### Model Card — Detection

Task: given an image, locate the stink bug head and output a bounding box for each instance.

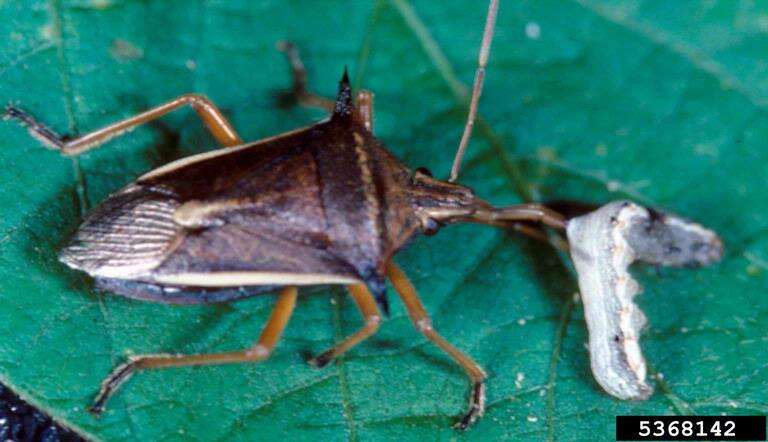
[404,167,477,235]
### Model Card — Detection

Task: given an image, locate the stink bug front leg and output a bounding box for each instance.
[386,262,487,430]
[3,93,243,156]
[277,40,335,112]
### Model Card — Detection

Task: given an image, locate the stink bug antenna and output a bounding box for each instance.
[449,0,499,182]
[332,67,354,118]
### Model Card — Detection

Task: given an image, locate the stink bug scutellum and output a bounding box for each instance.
[2,0,710,430]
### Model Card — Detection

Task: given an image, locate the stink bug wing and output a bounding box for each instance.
[61,122,376,301]
[152,221,361,282]
[60,127,316,281]
[60,184,182,279]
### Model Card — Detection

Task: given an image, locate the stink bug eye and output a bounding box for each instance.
[411,166,434,185]
[415,166,433,177]
[422,217,442,236]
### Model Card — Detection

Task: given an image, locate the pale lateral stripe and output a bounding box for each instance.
[153,271,361,287]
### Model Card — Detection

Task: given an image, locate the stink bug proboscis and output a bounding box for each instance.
[3,0,715,430]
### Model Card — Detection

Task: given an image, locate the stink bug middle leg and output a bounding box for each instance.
[307,283,382,368]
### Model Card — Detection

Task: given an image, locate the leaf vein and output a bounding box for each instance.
[571,0,768,109]
[545,297,575,442]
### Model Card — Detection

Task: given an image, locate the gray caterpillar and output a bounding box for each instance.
[567,201,723,400]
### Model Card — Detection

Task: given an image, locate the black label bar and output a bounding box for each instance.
[616,416,766,441]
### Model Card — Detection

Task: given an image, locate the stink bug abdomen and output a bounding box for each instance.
[93,278,278,305]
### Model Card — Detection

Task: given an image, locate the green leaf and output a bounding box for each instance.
[1,0,766,440]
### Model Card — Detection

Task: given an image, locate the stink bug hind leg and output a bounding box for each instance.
[3,105,69,150]
[4,94,243,156]
[89,286,298,414]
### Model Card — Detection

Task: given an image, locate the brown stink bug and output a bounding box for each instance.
[1,0,722,430]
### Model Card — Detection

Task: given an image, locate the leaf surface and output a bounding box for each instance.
[0,1,765,440]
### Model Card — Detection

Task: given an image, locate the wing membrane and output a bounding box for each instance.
[60,185,182,278]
